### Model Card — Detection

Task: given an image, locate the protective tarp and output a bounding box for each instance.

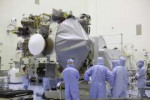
[99,36,106,49]
[99,49,122,69]
[55,18,91,70]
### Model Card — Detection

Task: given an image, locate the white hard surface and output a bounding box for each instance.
[28,34,45,56]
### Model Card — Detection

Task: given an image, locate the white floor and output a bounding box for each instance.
[8,83,150,100]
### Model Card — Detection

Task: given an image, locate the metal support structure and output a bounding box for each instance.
[121,33,123,51]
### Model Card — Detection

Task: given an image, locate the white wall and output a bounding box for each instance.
[0,0,88,70]
[1,0,150,70]
[88,0,150,62]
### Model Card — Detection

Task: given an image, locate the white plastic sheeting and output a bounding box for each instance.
[99,49,122,69]
[99,36,106,49]
[55,18,91,70]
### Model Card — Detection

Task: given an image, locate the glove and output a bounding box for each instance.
[135,73,139,78]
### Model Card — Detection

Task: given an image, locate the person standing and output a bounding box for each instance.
[112,57,128,98]
[84,57,113,99]
[136,60,146,98]
[62,59,80,100]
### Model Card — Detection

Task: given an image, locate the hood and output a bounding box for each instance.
[112,60,119,69]
[97,57,104,65]
[67,59,75,68]
[137,60,144,69]
[119,57,126,66]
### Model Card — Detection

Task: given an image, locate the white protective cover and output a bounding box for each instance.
[9,67,21,83]
[99,49,122,69]
[28,34,45,55]
[99,36,106,49]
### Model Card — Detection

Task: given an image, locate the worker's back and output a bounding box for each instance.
[63,67,79,86]
[112,65,128,98]
[91,65,110,84]
[62,63,80,100]
[115,66,128,86]
[84,57,113,98]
